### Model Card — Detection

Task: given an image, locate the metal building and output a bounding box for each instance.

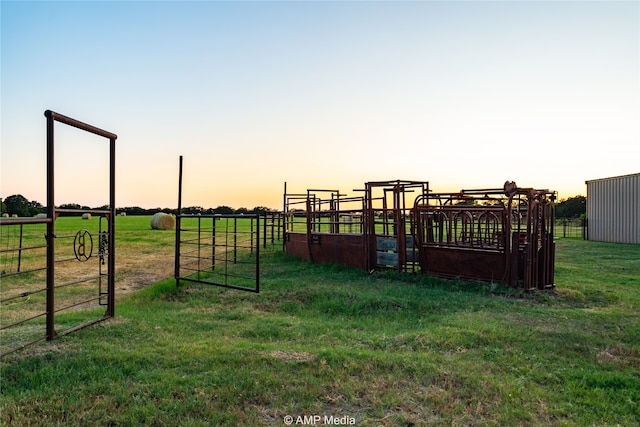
[585,173,640,244]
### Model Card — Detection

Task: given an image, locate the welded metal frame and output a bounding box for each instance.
[175,156,260,293]
[46,110,117,338]
[412,183,556,290]
[0,218,50,356]
[363,180,430,272]
[283,180,429,272]
[0,111,117,357]
[283,180,555,289]
[284,187,368,269]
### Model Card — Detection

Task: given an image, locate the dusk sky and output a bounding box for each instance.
[2,0,638,210]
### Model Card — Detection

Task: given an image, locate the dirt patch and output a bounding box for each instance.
[597,345,640,369]
[118,271,166,292]
[115,250,175,295]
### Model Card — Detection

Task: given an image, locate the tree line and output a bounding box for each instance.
[0,194,277,217]
[1,193,587,218]
[554,195,586,219]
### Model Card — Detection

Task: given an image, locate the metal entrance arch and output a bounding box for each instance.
[0,110,117,357]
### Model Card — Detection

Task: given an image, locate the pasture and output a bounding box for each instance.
[1,215,639,426]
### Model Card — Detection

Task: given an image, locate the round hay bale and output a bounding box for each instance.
[82,213,92,220]
[150,212,175,230]
[34,213,47,219]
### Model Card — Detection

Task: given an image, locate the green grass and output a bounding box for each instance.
[1,221,639,425]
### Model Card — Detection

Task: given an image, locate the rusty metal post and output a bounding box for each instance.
[17,223,23,273]
[45,111,57,341]
[106,134,116,317]
[366,184,376,271]
[262,212,267,248]
[305,197,313,261]
[175,156,183,286]
[394,185,406,272]
[233,216,238,264]
[506,192,516,287]
[212,216,217,271]
[282,182,287,251]
[256,214,260,293]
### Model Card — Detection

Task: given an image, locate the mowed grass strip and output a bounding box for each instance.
[1,223,639,425]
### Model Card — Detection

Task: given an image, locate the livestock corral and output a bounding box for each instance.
[284,180,556,291]
[1,110,559,358]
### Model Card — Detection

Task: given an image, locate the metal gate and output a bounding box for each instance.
[174,157,259,293]
[412,183,556,290]
[364,180,429,273]
[0,110,117,357]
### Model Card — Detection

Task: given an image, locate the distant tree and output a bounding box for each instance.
[58,203,83,216]
[213,206,234,214]
[4,194,30,216]
[555,195,586,219]
[250,206,274,214]
[236,207,249,215]
[122,206,149,216]
[59,203,82,210]
[183,206,204,215]
[27,200,45,216]
[146,207,172,215]
[454,198,476,206]
[0,198,6,215]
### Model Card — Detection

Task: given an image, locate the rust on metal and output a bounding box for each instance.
[1,111,118,358]
[412,181,556,290]
[284,180,430,272]
[284,180,556,290]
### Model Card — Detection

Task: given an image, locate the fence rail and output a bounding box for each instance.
[175,214,260,293]
[555,218,587,239]
[1,110,117,358]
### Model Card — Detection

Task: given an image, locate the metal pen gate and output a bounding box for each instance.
[174,156,259,293]
[1,110,117,357]
[364,180,429,273]
[283,180,429,272]
[412,183,556,290]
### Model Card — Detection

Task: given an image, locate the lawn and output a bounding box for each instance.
[1,216,638,426]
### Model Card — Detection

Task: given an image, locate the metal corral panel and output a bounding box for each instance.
[285,232,368,269]
[419,246,508,283]
[585,173,640,244]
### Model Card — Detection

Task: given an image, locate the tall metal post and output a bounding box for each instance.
[256,214,260,293]
[175,155,183,286]
[106,135,116,317]
[45,111,57,341]
[282,182,287,251]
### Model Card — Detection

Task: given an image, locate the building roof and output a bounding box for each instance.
[585,172,640,184]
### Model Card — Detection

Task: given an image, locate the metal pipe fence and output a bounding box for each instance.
[174,156,262,293]
[555,218,587,239]
[1,110,117,358]
[176,214,260,293]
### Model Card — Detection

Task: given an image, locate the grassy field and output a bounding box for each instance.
[1,216,639,426]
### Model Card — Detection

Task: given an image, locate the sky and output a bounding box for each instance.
[1,0,638,210]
